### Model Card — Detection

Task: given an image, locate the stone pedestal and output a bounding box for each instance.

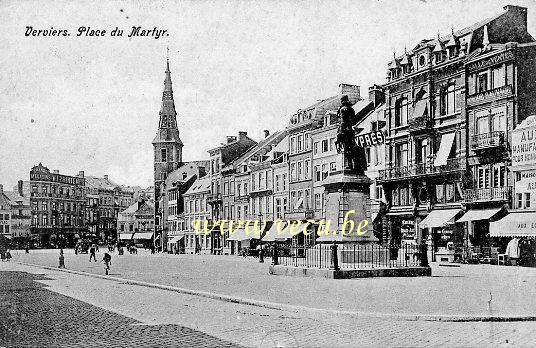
[316,171,379,243]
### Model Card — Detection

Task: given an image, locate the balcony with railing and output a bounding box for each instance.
[408,116,432,134]
[467,85,513,107]
[234,195,249,203]
[378,158,465,182]
[463,186,512,203]
[206,193,222,204]
[471,131,505,151]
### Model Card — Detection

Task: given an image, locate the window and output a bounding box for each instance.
[42,201,47,211]
[314,165,321,181]
[330,162,336,172]
[252,173,256,190]
[492,66,505,89]
[315,193,321,210]
[297,161,303,181]
[477,72,488,93]
[395,97,409,127]
[478,167,491,188]
[416,138,428,164]
[304,133,310,150]
[322,139,328,152]
[477,116,490,135]
[321,164,329,180]
[275,176,280,192]
[525,193,531,209]
[493,165,506,187]
[304,160,310,179]
[517,193,523,208]
[329,138,335,152]
[290,136,296,154]
[314,142,319,155]
[237,183,241,196]
[282,174,286,191]
[161,148,167,162]
[395,143,409,167]
[259,172,263,189]
[365,148,371,166]
[441,85,455,115]
[290,163,296,182]
[491,111,506,133]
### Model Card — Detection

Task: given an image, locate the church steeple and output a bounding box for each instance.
[153,55,183,185]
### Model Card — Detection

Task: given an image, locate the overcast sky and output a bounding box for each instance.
[1,0,534,189]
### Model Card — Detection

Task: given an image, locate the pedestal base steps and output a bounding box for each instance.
[269,265,432,279]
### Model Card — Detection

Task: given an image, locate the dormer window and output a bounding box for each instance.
[419,55,426,67]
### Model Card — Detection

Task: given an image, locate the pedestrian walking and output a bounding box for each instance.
[94,243,99,253]
[58,249,65,268]
[89,246,97,262]
[25,244,29,253]
[150,244,155,255]
[0,247,6,262]
[102,252,112,275]
[6,249,12,261]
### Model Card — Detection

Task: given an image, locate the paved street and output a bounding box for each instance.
[1,260,536,347]
[9,249,536,318]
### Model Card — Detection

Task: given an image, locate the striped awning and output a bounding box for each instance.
[457,207,503,223]
[490,212,536,237]
[418,209,461,229]
[133,232,153,240]
[119,233,134,240]
[168,235,184,243]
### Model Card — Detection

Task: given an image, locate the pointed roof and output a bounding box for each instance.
[399,49,410,65]
[388,52,400,69]
[446,28,458,48]
[433,34,445,53]
[160,58,176,116]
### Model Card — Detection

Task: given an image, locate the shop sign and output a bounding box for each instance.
[512,117,536,167]
[515,170,536,208]
[356,131,385,148]
[401,220,413,226]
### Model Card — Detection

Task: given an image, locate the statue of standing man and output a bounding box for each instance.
[335,95,368,175]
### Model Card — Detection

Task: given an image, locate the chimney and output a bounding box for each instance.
[339,84,361,104]
[78,171,84,178]
[104,175,109,181]
[368,84,385,107]
[18,180,23,197]
[264,130,270,138]
[198,166,206,178]
[238,131,248,140]
[53,170,59,174]
[226,136,237,143]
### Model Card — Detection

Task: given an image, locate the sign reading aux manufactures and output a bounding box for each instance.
[512,116,536,167]
[355,131,385,148]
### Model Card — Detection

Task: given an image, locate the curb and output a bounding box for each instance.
[14,261,536,323]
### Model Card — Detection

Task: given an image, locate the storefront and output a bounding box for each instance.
[490,211,536,267]
[511,115,536,209]
[419,209,464,262]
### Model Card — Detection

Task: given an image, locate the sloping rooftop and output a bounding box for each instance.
[184,176,211,196]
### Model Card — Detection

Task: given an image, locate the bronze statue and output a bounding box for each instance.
[335,95,368,175]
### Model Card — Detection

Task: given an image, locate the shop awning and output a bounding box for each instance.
[434,132,456,167]
[119,233,134,240]
[457,207,503,223]
[168,235,184,243]
[262,221,305,241]
[418,209,461,229]
[227,228,260,241]
[262,222,289,241]
[490,212,536,237]
[133,232,153,239]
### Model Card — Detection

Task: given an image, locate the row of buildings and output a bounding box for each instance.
[1,163,155,247]
[152,5,536,260]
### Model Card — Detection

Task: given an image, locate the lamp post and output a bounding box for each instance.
[258,212,264,263]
